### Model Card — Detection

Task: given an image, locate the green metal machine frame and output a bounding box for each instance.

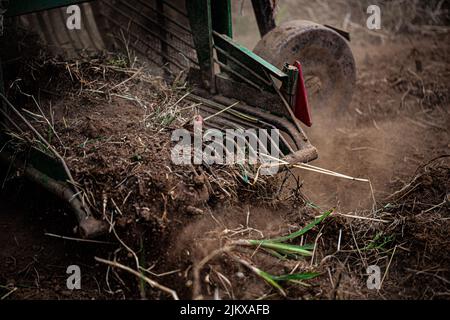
[3,0,299,102]
[0,0,312,238]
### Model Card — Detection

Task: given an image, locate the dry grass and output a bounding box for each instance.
[1,3,448,299]
[183,155,449,300]
[3,53,283,299]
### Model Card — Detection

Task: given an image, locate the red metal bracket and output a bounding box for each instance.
[293,61,312,127]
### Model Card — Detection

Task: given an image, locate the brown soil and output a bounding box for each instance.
[1,2,449,300]
[301,35,450,212]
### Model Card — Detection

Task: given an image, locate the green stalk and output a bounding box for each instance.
[249,240,313,256]
[255,269,321,295]
[257,270,286,296]
[272,272,321,281]
[269,209,333,243]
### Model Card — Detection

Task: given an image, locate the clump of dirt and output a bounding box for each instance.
[1,54,282,299]
[322,157,450,300]
[1,0,449,300]
[7,54,277,215]
[232,0,450,214]
[297,31,450,212]
[162,157,449,300]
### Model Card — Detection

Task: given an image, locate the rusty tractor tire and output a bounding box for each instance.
[254,20,356,113]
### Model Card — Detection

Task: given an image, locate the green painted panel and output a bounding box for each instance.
[187,0,212,69]
[213,32,286,81]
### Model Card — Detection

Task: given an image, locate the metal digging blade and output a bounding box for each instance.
[13,0,317,164]
[1,0,325,237]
